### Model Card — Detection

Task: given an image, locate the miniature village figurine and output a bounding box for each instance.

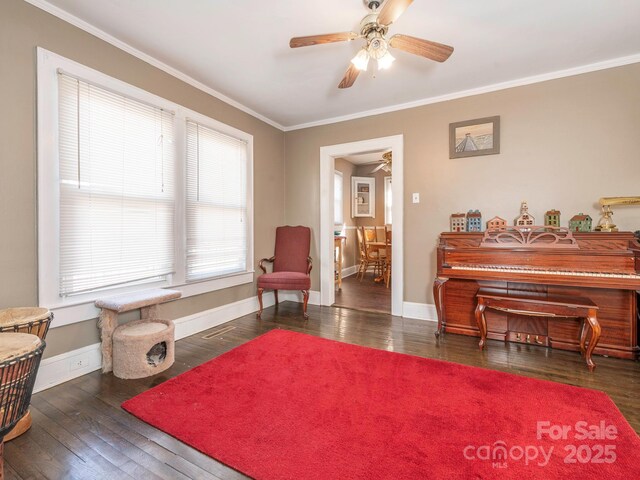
[544,209,561,227]
[486,216,507,231]
[515,201,535,228]
[450,213,466,232]
[466,210,482,232]
[569,213,592,232]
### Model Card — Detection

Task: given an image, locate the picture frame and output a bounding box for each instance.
[449,116,500,159]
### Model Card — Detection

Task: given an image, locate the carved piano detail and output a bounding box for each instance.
[434,227,640,360]
[480,225,579,249]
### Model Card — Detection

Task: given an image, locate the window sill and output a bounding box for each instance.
[44,271,255,328]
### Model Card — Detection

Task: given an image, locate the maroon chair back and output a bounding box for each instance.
[273,226,311,273]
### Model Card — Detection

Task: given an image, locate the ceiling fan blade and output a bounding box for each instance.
[376,0,413,26]
[389,34,454,62]
[289,32,358,48]
[338,63,360,89]
[371,163,386,173]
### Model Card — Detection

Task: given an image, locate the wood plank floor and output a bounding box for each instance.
[4,302,639,479]
[333,272,391,313]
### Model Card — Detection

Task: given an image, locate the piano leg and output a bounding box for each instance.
[433,277,448,338]
[585,309,601,371]
[579,319,588,357]
[474,297,488,350]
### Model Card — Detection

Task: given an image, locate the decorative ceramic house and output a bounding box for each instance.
[569,213,592,232]
[466,210,482,232]
[545,209,561,227]
[450,213,466,232]
[486,216,507,231]
[515,201,535,228]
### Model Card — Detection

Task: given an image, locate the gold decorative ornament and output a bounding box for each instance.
[596,196,640,232]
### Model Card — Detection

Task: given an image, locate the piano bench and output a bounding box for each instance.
[474,288,600,371]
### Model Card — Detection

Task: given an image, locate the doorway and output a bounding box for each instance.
[333,153,391,313]
[319,135,403,316]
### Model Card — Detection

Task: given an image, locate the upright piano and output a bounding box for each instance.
[434,227,640,359]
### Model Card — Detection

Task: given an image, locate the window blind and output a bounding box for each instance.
[186,121,248,281]
[58,73,175,296]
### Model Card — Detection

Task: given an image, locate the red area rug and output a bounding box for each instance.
[122,329,640,479]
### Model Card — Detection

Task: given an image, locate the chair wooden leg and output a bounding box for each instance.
[0,441,4,480]
[257,288,264,318]
[359,260,368,281]
[302,290,309,319]
[274,290,279,305]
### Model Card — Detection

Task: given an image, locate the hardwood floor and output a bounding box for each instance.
[333,272,391,313]
[4,301,639,479]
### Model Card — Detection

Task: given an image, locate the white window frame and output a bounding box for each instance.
[37,48,254,327]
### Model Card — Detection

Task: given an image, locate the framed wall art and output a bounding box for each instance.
[449,116,500,159]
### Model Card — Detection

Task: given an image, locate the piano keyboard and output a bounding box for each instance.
[449,265,640,279]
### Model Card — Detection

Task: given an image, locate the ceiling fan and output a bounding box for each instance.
[369,151,392,173]
[289,0,454,89]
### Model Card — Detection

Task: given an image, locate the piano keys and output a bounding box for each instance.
[434,227,640,360]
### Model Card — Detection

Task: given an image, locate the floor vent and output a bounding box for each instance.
[202,326,236,339]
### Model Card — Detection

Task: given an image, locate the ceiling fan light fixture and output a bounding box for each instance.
[377,50,395,70]
[351,48,370,71]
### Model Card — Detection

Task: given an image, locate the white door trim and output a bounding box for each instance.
[319,135,404,316]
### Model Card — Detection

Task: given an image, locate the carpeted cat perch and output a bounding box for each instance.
[113,318,175,379]
[95,289,181,379]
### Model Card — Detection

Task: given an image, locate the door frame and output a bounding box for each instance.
[319,135,404,316]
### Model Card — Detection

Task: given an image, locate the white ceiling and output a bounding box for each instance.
[34,0,640,129]
[342,150,390,165]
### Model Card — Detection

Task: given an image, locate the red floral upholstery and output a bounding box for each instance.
[257,226,312,319]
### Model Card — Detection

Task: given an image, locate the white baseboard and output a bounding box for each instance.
[341,265,358,278]
[402,302,438,322]
[279,290,321,305]
[34,342,102,393]
[172,292,274,340]
[33,289,320,393]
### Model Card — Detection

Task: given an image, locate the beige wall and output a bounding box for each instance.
[334,158,358,270]
[285,63,640,305]
[2,0,639,361]
[0,0,285,358]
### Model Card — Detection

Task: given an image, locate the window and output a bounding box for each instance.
[37,49,253,323]
[57,73,176,296]
[186,121,248,281]
[334,171,343,226]
[384,176,392,225]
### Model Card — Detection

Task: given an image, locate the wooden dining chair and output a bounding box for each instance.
[384,227,392,288]
[356,227,384,280]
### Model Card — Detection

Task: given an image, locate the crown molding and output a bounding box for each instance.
[24,0,640,133]
[24,0,285,131]
[283,53,640,131]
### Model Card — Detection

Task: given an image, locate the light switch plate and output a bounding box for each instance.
[412,193,420,204]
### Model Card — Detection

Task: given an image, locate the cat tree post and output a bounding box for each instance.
[95,289,181,374]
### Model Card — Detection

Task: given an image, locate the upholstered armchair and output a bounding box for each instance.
[257,226,312,319]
